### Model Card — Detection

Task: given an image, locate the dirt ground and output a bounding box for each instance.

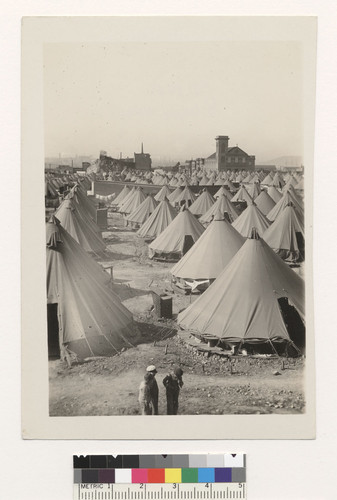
[49,211,305,416]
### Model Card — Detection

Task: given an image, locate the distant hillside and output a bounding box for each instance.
[259,156,302,168]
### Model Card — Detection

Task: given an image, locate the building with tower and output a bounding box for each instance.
[204,135,255,172]
[134,143,152,170]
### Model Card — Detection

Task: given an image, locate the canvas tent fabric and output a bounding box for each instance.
[174,186,197,206]
[148,207,204,259]
[177,232,304,344]
[199,174,209,186]
[154,185,172,201]
[246,182,261,200]
[254,189,276,216]
[112,185,131,205]
[224,179,237,191]
[272,172,285,188]
[199,193,238,224]
[261,173,274,186]
[267,186,282,204]
[295,178,304,190]
[46,217,135,361]
[65,186,101,234]
[267,191,304,223]
[189,189,215,216]
[137,198,177,239]
[263,204,305,261]
[232,202,270,237]
[66,184,97,221]
[231,184,254,204]
[118,186,135,210]
[214,185,233,200]
[55,198,106,254]
[119,188,146,215]
[168,186,183,203]
[171,212,244,281]
[126,194,158,225]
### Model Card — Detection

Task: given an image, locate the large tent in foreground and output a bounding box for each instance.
[148,207,204,260]
[178,230,305,354]
[46,217,136,363]
[171,211,244,291]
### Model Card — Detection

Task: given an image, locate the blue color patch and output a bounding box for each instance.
[198,468,215,483]
[215,468,232,482]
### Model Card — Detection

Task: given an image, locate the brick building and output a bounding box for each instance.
[204,135,255,172]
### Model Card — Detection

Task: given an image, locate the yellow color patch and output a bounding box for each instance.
[165,468,182,483]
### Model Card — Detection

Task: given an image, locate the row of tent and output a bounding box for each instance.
[46,174,305,361]
[103,166,304,191]
[108,181,304,264]
[46,182,137,363]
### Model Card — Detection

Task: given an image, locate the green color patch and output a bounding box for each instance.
[182,468,198,483]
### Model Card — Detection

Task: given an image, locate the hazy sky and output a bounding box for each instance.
[44,41,303,163]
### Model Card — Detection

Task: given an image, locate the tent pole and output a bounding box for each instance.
[268,339,280,357]
[289,340,302,357]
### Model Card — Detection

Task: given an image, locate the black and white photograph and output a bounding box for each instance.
[22,16,316,439]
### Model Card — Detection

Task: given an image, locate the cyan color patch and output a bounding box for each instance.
[198,468,215,483]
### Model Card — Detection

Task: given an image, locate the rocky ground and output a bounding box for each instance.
[49,211,305,416]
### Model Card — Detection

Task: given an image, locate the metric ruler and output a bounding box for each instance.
[73,482,246,499]
[73,454,246,500]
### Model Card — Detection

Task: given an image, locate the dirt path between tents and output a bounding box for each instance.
[49,332,305,416]
[49,212,305,416]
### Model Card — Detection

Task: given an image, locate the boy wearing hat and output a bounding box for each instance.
[138,372,154,415]
[162,367,184,415]
[146,365,159,415]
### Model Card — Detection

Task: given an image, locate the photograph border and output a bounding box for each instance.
[22,16,316,439]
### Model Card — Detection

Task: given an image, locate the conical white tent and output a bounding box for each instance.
[199,193,239,224]
[46,217,135,361]
[171,211,244,287]
[246,182,261,200]
[267,191,304,223]
[126,194,158,226]
[137,198,177,239]
[148,207,205,260]
[117,186,135,209]
[174,186,197,206]
[119,188,146,215]
[154,184,172,201]
[189,189,215,216]
[232,202,270,237]
[214,185,233,200]
[263,204,305,261]
[55,198,106,254]
[267,186,282,204]
[231,184,253,204]
[254,190,276,216]
[178,230,304,348]
[261,173,274,185]
[168,186,183,203]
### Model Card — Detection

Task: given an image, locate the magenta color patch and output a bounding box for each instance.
[132,468,148,483]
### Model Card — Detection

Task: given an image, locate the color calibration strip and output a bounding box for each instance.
[73,454,246,484]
